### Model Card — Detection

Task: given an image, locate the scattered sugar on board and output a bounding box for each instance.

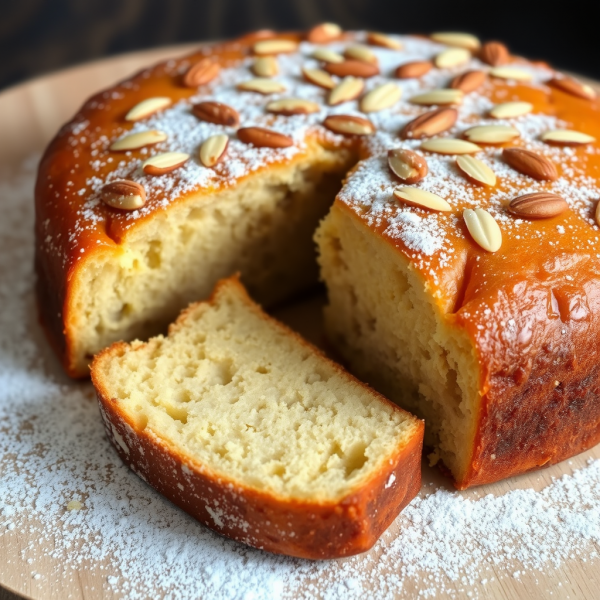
[3,158,600,599]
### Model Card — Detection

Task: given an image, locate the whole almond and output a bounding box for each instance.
[360,82,402,113]
[502,148,558,181]
[325,60,379,78]
[548,76,597,100]
[328,76,365,105]
[266,98,321,115]
[463,208,502,252]
[430,32,481,51]
[191,101,240,127]
[110,130,167,151]
[421,138,481,154]
[541,129,596,146]
[302,67,336,89]
[393,187,451,212]
[449,70,486,93]
[311,48,344,63]
[125,97,171,121]
[237,127,293,148]
[101,180,146,210]
[199,134,228,167]
[142,152,189,175]
[490,66,532,81]
[252,56,279,77]
[395,60,433,79]
[306,23,342,44]
[489,101,533,119]
[596,201,600,228]
[388,148,428,184]
[237,78,287,94]
[479,41,509,67]
[401,107,458,139]
[435,47,471,69]
[456,155,497,187]
[367,32,402,49]
[463,125,520,144]
[410,89,464,106]
[253,39,298,55]
[508,192,568,219]
[322,115,375,136]
[344,44,378,65]
[183,59,220,87]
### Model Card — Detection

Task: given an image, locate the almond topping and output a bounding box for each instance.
[183,59,220,87]
[489,101,533,119]
[435,48,471,69]
[401,107,458,139]
[395,60,433,79]
[489,66,532,81]
[199,134,229,168]
[541,129,596,146]
[306,23,342,44]
[449,70,486,93]
[191,101,240,127]
[110,130,167,151]
[456,155,497,187]
[508,192,569,219]
[328,76,365,105]
[325,60,379,78]
[548,76,597,100]
[360,82,402,113]
[367,32,402,49]
[322,115,375,136]
[393,187,451,212]
[410,89,464,106]
[430,32,481,51]
[596,201,600,228]
[344,44,378,64]
[142,152,189,175]
[237,127,293,148]
[252,56,279,77]
[237,78,287,94]
[253,39,298,55]
[101,180,146,210]
[388,149,428,184]
[125,97,171,121]
[302,67,336,89]
[502,148,558,181]
[311,48,344,63]
[266,98,321,115]
[463,208,502,252]
[421,138,481,154]
[463,125,520,144]
[479,41,510,67]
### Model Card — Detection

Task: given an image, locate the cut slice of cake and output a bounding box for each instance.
[91,276,423,559]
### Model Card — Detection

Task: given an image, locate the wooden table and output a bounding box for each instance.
[1,46,599,600]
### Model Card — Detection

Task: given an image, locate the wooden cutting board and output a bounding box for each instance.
[1,46,599,600]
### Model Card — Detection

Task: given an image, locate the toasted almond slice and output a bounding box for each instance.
[456,155,497,187]
[435,48,471,69]
[125,97,171,121]
[191,101,240,127]
[142,152,189,175]
[508,192,568,219]
[199,134,229,168]
[101,180,146,210]
[410,89,464,106]
[463,125,520,144]
[367,32,402,49]
[388,149,428,184]
[421,138,481,154]
[110,130,167,151]
[430,32,481,51]
[302,67,336,89]
[401,107,458,139]
[306,23,342,44]
[489,66,532,81]
[548,76,597,100]
[479,41,510,67]
[266,98,321,115]
[393,187,451,211]
[237,78,287,94]
[395,60,433,79]
[183,59,220,87]
[541,129,596,146]
[325,60,380,78]
[252,56,279,77]
[449,70,486,93]
[344,44,378,64]
[489,101,533,119]
[322,115,375,136]
[360,82,402,113]
[237,127,294,148]
[464,208,502,252]
[253,39,298,55]
[312,48,344,63]
[328,76,365,105]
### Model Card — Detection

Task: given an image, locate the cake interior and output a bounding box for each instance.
[95,279,418,501]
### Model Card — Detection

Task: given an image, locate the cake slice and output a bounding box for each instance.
[91,276,423,559]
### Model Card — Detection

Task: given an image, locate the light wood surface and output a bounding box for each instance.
[1,46,599,600]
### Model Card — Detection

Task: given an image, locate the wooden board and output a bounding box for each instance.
[1,46,599,600]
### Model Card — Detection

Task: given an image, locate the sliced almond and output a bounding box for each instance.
[360,82,402,113]
[110,130,167,151]
[489,101,533,119]
[410,89,464,106]
[344,44,378,64]
[388,149,428,184]
[435,47,471,69]
[311,48,344,63]
[191,101,240,127]
[456,155,497,187]
[367,32,402,49]
[463,208,502,252]
[302,67,336,89]
[322,115,375,136]
[183,59,220,87]
[237,127,293,148]
[125,97,171,122]
[430,32,481,51]
[508,192,568,219]
[541,129,596,146]
[101,180,146,210]
[548,76,597,100]
[479,41,510,67]
[395,60,433,79]
[237,78,287,94]
[142,152,189,175]
[489,66,532,81]
[463,125,520,144]
[449,70,486,93]
[401,107,458,139]
[266,98,321,115]
[328,76,365,105]
[325,60,379,78]
[393,187,451,212]
[502,147,558,181]
[199,134,229,168]
[421,138,481,154]
[252,56,279,77]
[306,23,342,44]
[253,39,298,55]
